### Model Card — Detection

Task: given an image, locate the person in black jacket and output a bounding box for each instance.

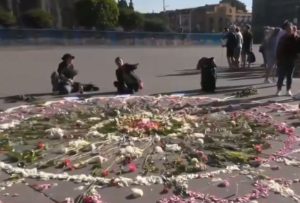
[241,24,253,68]
[114,57,143,94]
[276,23,300,96]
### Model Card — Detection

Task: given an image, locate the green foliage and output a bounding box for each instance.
[75,0,119,29]
[21,9,53,28]
[0,10,16,27]
[220,0,247,11]
[143,18,168,32]
[119,8,144,31]
[75,0,97,28]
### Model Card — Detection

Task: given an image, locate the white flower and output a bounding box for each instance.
[86,131,104,138]
[120,146,143,157]
[88,117,101,122]
[191,158,199,165]
[153,135,161,143]
[46,128,64,139]
[165,144,181,152]
[197,138,204,145]
[189,133,205,139]
[131,188,143,198]
[76,120,85,126]
[155,146,164,154]
[68,140,90,149]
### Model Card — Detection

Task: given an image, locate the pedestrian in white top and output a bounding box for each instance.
[234,27,243,68]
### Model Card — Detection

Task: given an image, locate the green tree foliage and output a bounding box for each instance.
[21,9,53,28]
[75,0,119,29]
[75,0,97,28]
[220,0,247,11]
[119,8,144,31]
[143,18,168,32]
[0,10,16,27]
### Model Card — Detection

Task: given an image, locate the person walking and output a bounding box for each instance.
[241,24,253,69]
[276,23,300,96]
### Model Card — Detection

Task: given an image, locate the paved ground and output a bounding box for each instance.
[0,44,299,109]
[1,45,300,203]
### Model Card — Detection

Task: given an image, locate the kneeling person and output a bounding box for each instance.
[114,57,143,94]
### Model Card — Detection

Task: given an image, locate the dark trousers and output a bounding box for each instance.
[114,81,139,94]
[277,62,295,91]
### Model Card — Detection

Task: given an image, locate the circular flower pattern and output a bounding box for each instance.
[0,96,298,203]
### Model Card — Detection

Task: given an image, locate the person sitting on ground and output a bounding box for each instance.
[114,57,143,94]
[51,53,81,95]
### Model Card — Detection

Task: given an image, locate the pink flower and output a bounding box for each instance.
[254,144,263,153]
[128,163,137,173]
[101,169,109,177]
[64,159,75,171]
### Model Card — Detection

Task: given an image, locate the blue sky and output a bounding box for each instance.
[133,0,252,13]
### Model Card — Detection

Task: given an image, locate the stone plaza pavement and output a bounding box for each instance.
[0,45,299,107]
[1,45,300,203]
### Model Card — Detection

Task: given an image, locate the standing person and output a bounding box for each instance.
[264,28,279,83]
[276,23,300,96]
[114,57,143,94]
[241,24,253,69]
[259,26,272,68]
[225,25,238,69]
[234,27,243,68]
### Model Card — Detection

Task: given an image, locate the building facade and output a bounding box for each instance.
[252,0,300,40]
[165,2,251,33]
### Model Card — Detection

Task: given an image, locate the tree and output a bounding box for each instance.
[119,8,144,31]
[95,0,119,29]
[143,18,168,32]
[118,0,128,9]
[21,9,53,28]
[75,0,97,28]
[220,0,247,12]
[0,10,16,27]
[75,0,119,29]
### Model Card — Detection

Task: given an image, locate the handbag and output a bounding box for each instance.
[247,51,256,63]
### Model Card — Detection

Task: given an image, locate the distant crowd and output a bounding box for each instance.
[223,21,300,97]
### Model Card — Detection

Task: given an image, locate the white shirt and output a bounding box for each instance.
[236,31,243,48]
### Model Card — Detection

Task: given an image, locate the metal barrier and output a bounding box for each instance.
[0,29,223,46]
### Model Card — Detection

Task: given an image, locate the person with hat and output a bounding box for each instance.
[51,53,79,94]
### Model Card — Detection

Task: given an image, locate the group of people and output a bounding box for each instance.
[51,54,143,95]
[223,24,254,69]
[50,21,300,98]
[260,20,300,96]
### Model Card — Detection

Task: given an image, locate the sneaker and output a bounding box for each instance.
[286,90,293,96]
[276,90,282,96]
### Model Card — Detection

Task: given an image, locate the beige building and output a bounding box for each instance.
[165,2,252,33]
